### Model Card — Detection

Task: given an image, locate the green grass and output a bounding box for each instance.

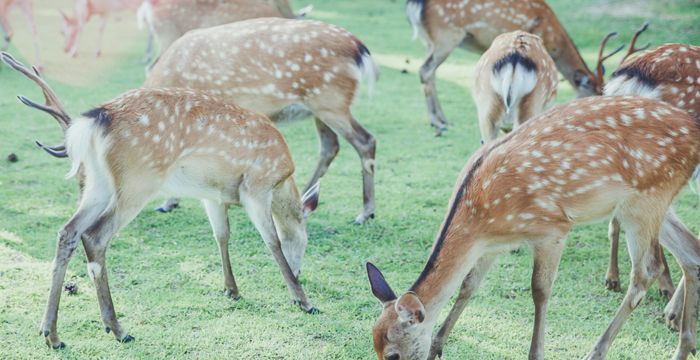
[1,0,699,359]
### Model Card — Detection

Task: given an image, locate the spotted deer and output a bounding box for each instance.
[367,95,700,360]
[1,52,321,348]
[406,0,612,135]
[473,30,557,143]
[0,0,40,67]
[137,0,311,67]
[145,17,378,224]
[602,40,700,310]
[61,0,147,58]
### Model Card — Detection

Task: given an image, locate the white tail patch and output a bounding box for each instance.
[65,117,99,179]
[490,62,537,114]
[357,51,379,98]
[604,76,662,99]
[136,1,154,33]
[406,1,427,43]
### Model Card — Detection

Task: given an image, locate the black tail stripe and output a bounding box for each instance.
[493,52,537,74]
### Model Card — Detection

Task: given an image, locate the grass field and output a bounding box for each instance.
[1,0,700,359]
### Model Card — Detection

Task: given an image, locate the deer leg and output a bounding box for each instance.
[657,246,675,300]
[155,197,180,213]
[428,255,496,360]
[419,45,455,136]
[665,276,684,331]
[476,93,501,144]
[658,210,700,358]
[95,16,107,57]
[142,30,154,64]
[241,189,316,313]
[303,118,339,194]
[314,110,375,224]
[529,238,565,360]
[585,210,663,360]
[605,216,622,292]
[0,11,12,50]
[272,177,307,278]
[41,192,112,348]
[202,200,239,300]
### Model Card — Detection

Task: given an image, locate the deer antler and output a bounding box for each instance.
[595,32,625,85]
[619,22,651,65]
[1,52,71,131]
[1,52,71,158]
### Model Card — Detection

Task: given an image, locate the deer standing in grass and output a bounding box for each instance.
[61,0,146,58]
[406,0,609,135]
[367,94,700,360]
[146,17,378,224]
[0,0,40,67]
[137,0,311,67]
[1,51,321,348]
[473,30,557,143]
[602,38,700,320]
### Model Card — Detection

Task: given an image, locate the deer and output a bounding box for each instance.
[366,94,700,360]
[60,0,149,58]
[0,0,40,67]
[472,30,557,143]
[145,17,378,225]
[137,0,312,68]
[1,51,321,349]
[599,26,700,319]
[406,0,615,136]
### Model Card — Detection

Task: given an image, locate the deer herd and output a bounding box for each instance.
[1,0,700,359]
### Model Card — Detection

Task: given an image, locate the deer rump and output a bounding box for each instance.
[489,51,538,131]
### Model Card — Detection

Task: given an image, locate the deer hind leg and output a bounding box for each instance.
[95,16,108,57]
[585,205,665,360]
[605,216,622,292]
[272,177,307,278]
[0,9,12,50]
[241,188,316,313]
[419,43,456,136]
[428,255,496,360]
[313,109,376,225]
[658,210,700,357]
[41,190,112,348]
[529,237,566,360]
[303,118,339,195]
[203,200,239,300]
[475,91,502,144]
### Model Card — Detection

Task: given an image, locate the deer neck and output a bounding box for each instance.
[551,27,596,95]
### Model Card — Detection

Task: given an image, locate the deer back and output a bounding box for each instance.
[145,17,373,117]
[606,44,700,120]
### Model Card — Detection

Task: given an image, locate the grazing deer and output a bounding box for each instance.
[0,0,40,67]
[602,36,700,304]
[406,0,612,135]
[137,0,311,67]
[367,95,700,360]
[61,0,145,58]
[473,31,557,143]
[1,51,321,349]
[145,17,378,224]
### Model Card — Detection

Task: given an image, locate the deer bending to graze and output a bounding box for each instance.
[61,0,147,58]
[602,40,700,316]
[406,0,615,136]
[0,0,40,67]
[146,17,378,224]
[473,31,557,143]
[137,0,311,68]
[367,95,700,360]
[1,52,321,349]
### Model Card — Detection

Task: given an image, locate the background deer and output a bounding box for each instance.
[145,17,378,224]
[137,0,311,68]
[366,96,700,360]
[61,0,146,58]
[0,0,40,67]
[406,0,609,135]
[602,39,700,305]
[1,51,321,349]
[473,30,557,143]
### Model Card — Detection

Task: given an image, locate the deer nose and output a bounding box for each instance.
[385,353,400,360]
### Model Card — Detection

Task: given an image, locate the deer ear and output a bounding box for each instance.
[301,181,319,218]
[395,292,425,325]
[366,262,397,303]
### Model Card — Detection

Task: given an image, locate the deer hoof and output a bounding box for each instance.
[119,334,135,343]
[50,342,66,350]
[224,289,241,301]
[605,279,621,292]
[306,307,320,315]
